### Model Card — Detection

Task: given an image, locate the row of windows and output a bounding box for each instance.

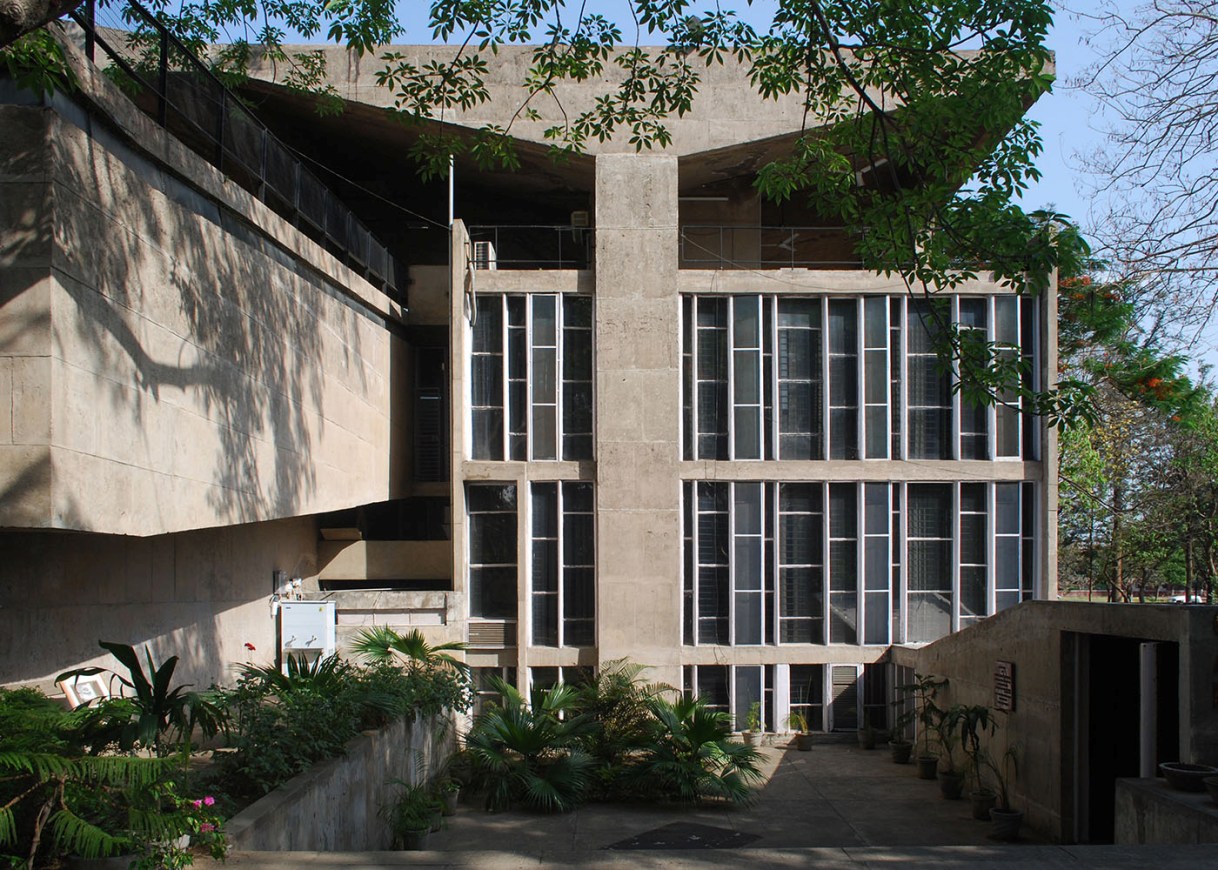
[467,482,596,647]
[468,292,1040,464]
[467,478,1035,650]
[682,294,1039,462]
[682,480,1036,647]
[474,663,887,734]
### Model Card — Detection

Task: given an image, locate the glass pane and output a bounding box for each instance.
[864,591,888,644]
[533,296,557,345]
[735,593,762,644]
[532,540,557,592]
[734,667,762,730]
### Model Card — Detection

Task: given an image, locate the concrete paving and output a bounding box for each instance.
[217,743,1218,868]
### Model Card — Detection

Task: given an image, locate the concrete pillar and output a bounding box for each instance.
[593,154,682,684]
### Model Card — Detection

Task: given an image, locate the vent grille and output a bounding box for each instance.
[830,665,859,731]
[468,621,517,648]
[472,241,497,271]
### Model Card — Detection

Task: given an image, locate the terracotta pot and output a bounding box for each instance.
[890,741,913,764]
[795,732,814,752]
[989,807,1024,840]
[1159,761,1218,792]
[938,771,965,800]
[916,755,938,780]
[970,789,997,820]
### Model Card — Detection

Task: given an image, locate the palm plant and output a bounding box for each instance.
[632,696,763,805]
[350,627,470,673]
[56,641,227,755]
[954,704,997,795]
[572,658,669,767]
[463,677,594,812]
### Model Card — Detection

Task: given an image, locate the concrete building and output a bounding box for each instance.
[1,36,1056,726]
[11,24,1218,850]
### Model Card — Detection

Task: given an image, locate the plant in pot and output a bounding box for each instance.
[887,726,913,764]
[857,711,877,750]
[934,706,965,800]
[896,673,948,779]
[438,778,461,816]
[741,702,762,747]
[985,745,1023,840]
[955,704,998,820]
[785,712,814,751]
[381,781,436,851]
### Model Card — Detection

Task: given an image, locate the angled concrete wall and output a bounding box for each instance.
[0,39,411,538]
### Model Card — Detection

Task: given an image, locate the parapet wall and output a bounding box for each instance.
[0,35,411,537]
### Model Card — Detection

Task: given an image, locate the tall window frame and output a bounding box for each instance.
[529,481,596,649]
[470,293,593,462]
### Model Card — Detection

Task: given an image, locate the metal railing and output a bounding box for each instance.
[467,225,593,270]
[69,0,405,305]
[680,225,867,269]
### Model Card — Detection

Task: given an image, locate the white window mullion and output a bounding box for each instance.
[988,482,997,616]
[899,296,908,461]
[856,480,865,648]
[822,481,831,644]
[856,297,865,457]
[728,481,736,646]
[951,482,961,634]
[898,481,908,644]
[501,296,511,460]
[951,296,961,461]
[727,299,736,459]
[821,298,831,460]
[556,296,565,462]
[987,297,998,461]
[769,297,780,458]
[556,484,565,647]
[691,483,700,646]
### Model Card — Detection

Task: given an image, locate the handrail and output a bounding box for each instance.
[69,0,406,306]
[680,224,867,269]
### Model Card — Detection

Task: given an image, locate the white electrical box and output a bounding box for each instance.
[279,601,336,670]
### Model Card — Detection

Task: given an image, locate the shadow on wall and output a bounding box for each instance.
[0,517,317,688]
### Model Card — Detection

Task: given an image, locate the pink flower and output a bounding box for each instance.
[200,823,215,833]
[191,800,202,809]
[203,796,216,806]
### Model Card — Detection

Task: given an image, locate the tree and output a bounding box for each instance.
[1076,0,1218,346]
[2,0,1078,415]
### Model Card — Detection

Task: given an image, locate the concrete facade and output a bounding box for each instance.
[893,601,1218,843]
[1,37,413,690]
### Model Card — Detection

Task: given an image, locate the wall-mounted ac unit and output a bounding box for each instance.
[472,241,497,271]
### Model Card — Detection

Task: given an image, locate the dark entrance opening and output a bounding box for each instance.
[1083,634,1179,843]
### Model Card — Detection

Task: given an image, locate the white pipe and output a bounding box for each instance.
[1140,642,1158,778]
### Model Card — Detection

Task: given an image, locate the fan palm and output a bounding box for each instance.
[349,627,469,673]
[632,696,763,805]
[464,677,594,812]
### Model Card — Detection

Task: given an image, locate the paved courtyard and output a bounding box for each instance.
[218,742,1218,867]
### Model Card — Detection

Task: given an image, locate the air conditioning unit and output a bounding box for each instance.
[570,210,590,228]
[472,241,497,271]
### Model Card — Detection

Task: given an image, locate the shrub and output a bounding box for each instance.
[464,678,595,812]
[629,696,763,805]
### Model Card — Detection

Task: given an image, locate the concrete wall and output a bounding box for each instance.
[893,601,1218,842]
[1115,779,1218,845]
[1,38,411,538]
[224,712,455,852]
[592,154,683,688]
[0,516,315,690]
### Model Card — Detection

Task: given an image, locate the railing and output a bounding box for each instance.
[69,0,406,305]
[680,225,866,269]
[467,225,593,270]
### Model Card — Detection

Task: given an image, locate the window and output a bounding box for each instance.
[468,484,517,619]
[473,666,517,716]
[683,664,775,731]
[530,482,596,647]
[471,294,593,461]
[683,293,1037,461]
[788,664,825,731]
[906,483,952,642]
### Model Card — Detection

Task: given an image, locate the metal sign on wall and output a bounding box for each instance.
[994,660,1015,712]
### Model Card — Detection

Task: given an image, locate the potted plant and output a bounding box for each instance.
[934,706,965,800]
[888,726,913,764]
[986,745,1023,840]
[785,712,814,751]
[954,704,998,819]
[438,778,461,816]
[857,711,877,750]
[741,701,762,746]
[381,781,436,850]
[896,673,948,779]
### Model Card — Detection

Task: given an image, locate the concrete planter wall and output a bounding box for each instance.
[224,712,453,851]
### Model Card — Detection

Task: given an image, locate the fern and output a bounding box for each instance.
[48,808,131,860]
[0,807,16,848]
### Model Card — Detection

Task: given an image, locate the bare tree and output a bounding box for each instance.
[1076,0,1218,345]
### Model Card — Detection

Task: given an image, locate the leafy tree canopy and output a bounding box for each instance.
[3,0,1078,414]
